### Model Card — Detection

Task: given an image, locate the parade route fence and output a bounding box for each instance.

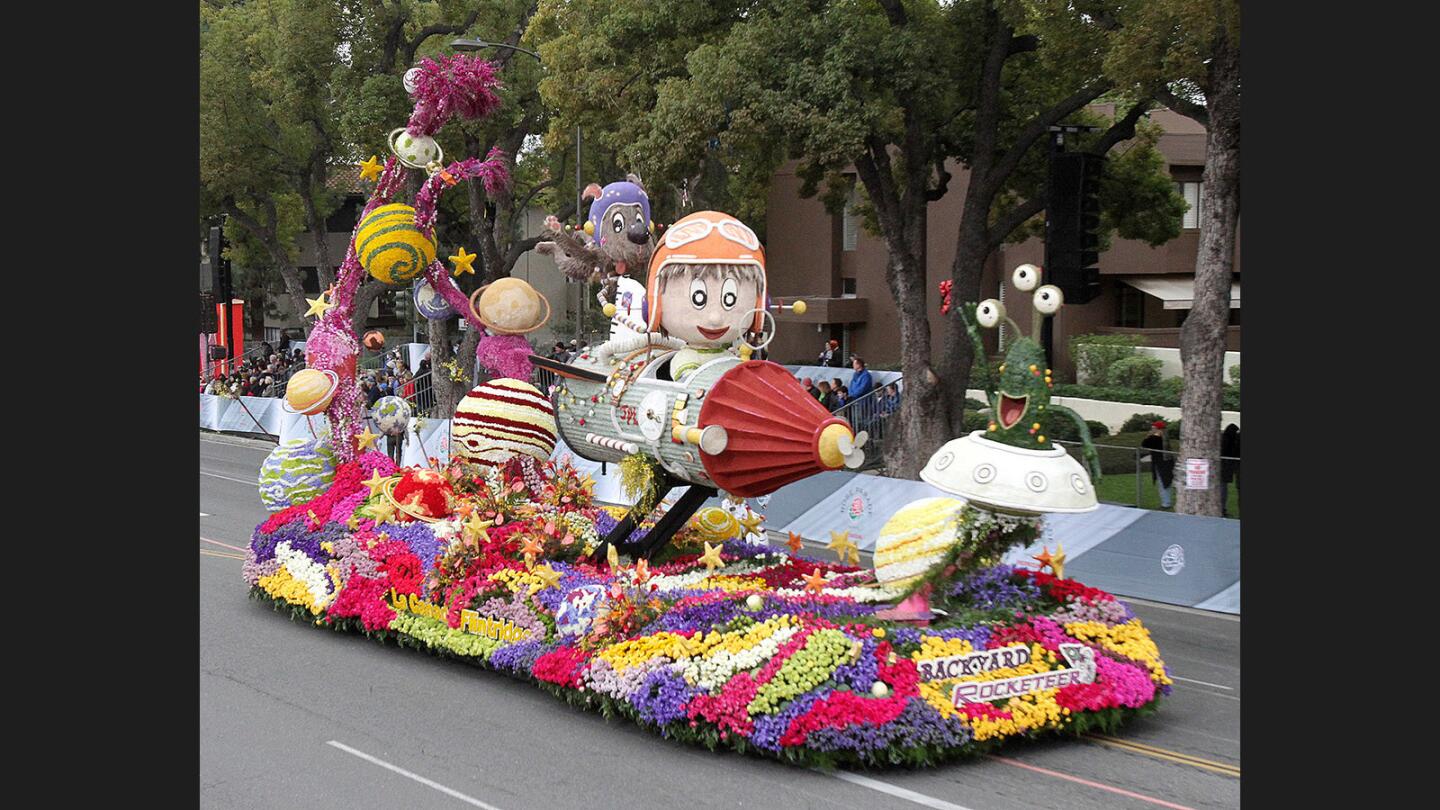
[201,395,1238,614]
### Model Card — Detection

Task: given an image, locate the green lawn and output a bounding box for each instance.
[1093,470,1241,519]
[1057,430,1242,519]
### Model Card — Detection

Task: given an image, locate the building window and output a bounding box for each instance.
[1177,181,1203,229]
[1118,285,1145,328]
[842,187,859,251]
[842,278,857,298]
[300,267,320,294]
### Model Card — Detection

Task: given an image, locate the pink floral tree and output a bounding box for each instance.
[310,54,511,463]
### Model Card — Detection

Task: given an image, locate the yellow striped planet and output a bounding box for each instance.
[872,497,968,587]
[356,203,437,285]
[691,507,741,543]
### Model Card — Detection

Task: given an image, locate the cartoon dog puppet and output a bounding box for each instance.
[537,175,653,307]
[646,211,767,381]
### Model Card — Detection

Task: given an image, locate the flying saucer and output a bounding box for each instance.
[920,431,1098,515]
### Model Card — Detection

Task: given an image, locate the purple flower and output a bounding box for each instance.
[749,691,827,752]
[377,521,443,575]
[488,639,551,675]
[632,666,702,727]
[948,564,1041,611]
[802,698,971,755]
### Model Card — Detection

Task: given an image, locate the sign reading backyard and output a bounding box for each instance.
[918,643,1097,707]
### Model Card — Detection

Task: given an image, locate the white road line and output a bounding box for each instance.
[200,470,256,486]
[824,770,977,810]
[1172,675,1234,691]
[326,741,504,810]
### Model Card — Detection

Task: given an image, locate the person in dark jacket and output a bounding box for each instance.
[817,380,836,411]
[1140,421,1176,509]
[1220,424,1241,517]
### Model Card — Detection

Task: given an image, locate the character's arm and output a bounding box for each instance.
[959,302,996,400]
[538,218,604,282]
[1047,404,1101,482]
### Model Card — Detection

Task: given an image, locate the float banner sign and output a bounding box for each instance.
[950,644,1096,707]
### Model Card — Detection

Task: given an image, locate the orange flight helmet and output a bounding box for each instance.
[646,211,767,333]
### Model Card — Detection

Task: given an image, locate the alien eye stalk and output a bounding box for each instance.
[974,264,1064,342]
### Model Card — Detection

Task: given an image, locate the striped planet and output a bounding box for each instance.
[451,379,557,468]
[355,203,437,285]
[257,434,337,512]
[872,496,968,588]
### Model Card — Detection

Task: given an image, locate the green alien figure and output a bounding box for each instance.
[960,264,1102,481]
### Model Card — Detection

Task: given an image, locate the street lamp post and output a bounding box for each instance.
[452,37,585,342]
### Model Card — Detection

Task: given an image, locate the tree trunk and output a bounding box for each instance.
[224,200,313,337]
[350,277,386,339]
[938,203,994,431]
[1176,32,1240,516]
[302,189,335,292]
[881,207,949,479]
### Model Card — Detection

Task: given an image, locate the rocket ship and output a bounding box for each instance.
[541,350,867,499]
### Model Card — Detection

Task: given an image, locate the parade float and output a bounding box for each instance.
[246,54,1169,769]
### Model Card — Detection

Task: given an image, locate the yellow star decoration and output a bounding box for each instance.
[304,294,333,319]
[1051,542,1067,580]
[356,427,381,452]
[698,541,725,572]
[827,530,859,566]
[738,511,765,535]
[786,532,805,554]
[362,469,389,496]
[464,514,492,541]
[533,565,563,591]
[449,246,477,277]
[370,498,396,524]
[359,155,384,182]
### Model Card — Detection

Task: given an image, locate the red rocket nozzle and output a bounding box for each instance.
[697,360,858,497]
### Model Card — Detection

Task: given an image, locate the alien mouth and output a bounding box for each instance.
[697,326,731,340]
[998,393,1028,429]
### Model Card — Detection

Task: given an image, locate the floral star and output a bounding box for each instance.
[738,511,765,535]
[1051,542,1067,580]
[521,536,545,567]
[362,469,389,496]
[802,568,827,595]
[356,427,381,452]
[304,294,333,319]
[465,513,492,540]
[827,530,859,566]
[698,541,725,572]
[370,499,396,524]
[1032,546,1055,573]
[359,154,384,182]
[533,565,563,591]
[786,532,805,554]
[449,246,477,276]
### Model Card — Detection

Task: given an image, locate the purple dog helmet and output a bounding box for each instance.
[587,181,651,240]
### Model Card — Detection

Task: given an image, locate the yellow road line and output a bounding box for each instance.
[1084,734,1240,777]
[200,549,247,561]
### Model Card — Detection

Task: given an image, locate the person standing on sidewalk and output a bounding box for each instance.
[1141,421,1176,509]
[1221,424,1241,517]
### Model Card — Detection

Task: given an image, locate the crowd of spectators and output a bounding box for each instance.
[200,341,307,398]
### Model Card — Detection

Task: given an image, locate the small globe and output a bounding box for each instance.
[373,395,413,437]
[257,433,337,512]
[363,330,386,350]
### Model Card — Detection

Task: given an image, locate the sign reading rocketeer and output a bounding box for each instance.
[917,643,1097,708]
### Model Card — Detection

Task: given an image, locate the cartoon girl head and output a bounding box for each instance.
[645,212,767,347]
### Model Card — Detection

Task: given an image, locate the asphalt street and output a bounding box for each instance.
[201,433,1240,810]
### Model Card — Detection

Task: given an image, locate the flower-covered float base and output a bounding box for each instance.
[245,451,1170,768]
